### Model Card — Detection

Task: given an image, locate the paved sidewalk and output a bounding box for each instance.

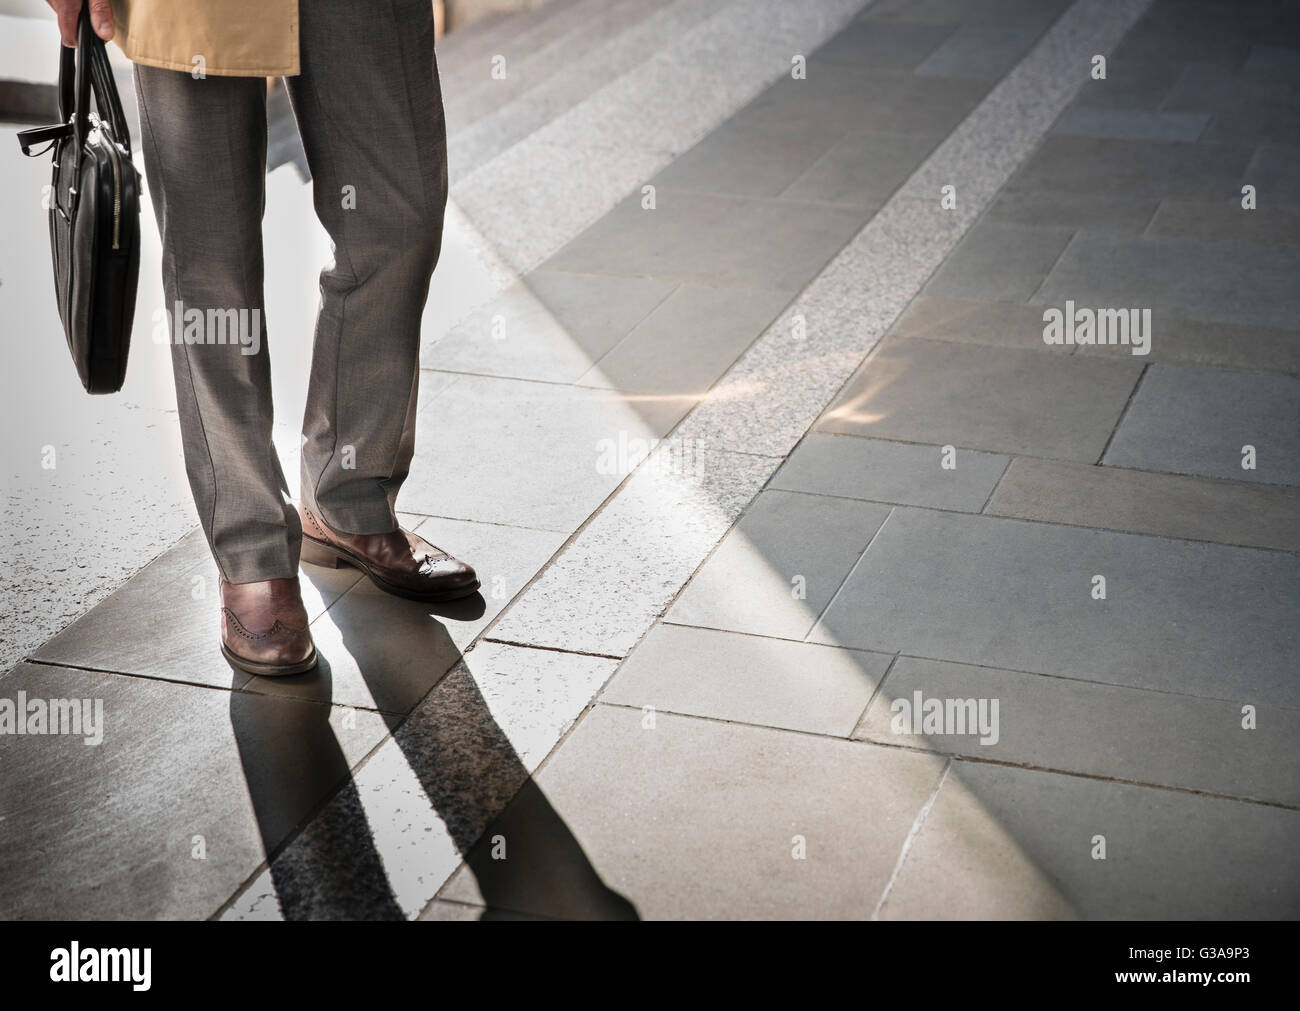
[2,0,1298,920]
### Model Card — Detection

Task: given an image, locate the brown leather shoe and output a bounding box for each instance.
[299,504,480,602]
[219,575,318,677]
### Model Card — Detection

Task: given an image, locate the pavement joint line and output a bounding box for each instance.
[872,759,951,921]
[804,506,898,644]
[477,638,624,661]
[848,650,903,740]
[647,623,1300,712]
[1024,227,1081,305]
[1095,360,1151,465]
[977,455,1016,515]
[591,700,1300,812]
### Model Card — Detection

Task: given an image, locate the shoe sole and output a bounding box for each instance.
[300,533,482,602]
[221,641,319,678]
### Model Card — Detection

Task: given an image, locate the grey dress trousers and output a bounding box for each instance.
[132,0,448,583]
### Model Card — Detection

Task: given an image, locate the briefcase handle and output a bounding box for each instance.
[19,2,132,159]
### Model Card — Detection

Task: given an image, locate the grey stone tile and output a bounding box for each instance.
[879,762,1300,919]
[985,189,1159,233]
[1245,44,1300,78]
[1052,107,1208,141]
[576,283,790,396]
[914,24,1043,80]
[31,529,360,690]
[890,295,1060,350]
[1102,364,1300,487]
[811,20,956,72]
[487,444,778,657]
[864,0,1069,31]
[857,656,1300,806]
[422,271,676,384]
[650,122,843,200]
[1033,232,1300,331]
[771,433,1008,512]
[779,131,938,207]
[0,661,390,919]
[1005,136,1254,201]
[440,705,948,919]
[1073,314,1300,373]
[1244,143,1300,207]
[540,186,870,293]
[729,66,984,140]
[1201,103,1300,145]
[987,457,1300,552]
[666,489,891,641]
[1071,58,1187,111]
[810,507,1300,707]
[402,372,689,531]
[603,623,891,737]
[923,223,1075,302]
[223,642,618,919]
[816,339,1142,462]
[247,517,566,713]
[1145,199,1300,244]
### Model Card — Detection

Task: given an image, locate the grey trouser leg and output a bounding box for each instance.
[133,0,447,583]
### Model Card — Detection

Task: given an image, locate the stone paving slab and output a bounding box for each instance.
[815,338,1142,462]
[1051,106,1208,141]
[486,444,778,656]
[879,761,1300,919]
[987,457,1300,552]
[403,372,689,531]
[0,661,391,919]
[602,623,891,736]
[984,188,1158,233]
[649,121,846,200]
[770,432,1008,512]
[422,270,677,383]
[30,529,360,691]
[923,223,1075,302]
[855,655,1300,806]
[913,23,1045,79]
[439,705,948,919]
[813,19,955,71]
[1032,232,1300,331]
[730,65,985,140]
[811,507,1300,706]
[1003,135,1254,201]
[889,294,1054,350]
[1245,142,1300,207]
[779,131,939,207]
[541,185,872,293]
[1145,198,1300,244]
[665,490,891,641]
[1072,314,1300,373]
[1101,364,1300,487]
[574,282,790,396]
[223,642,618,919]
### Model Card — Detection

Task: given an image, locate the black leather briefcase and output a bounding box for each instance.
[17,4,141,394]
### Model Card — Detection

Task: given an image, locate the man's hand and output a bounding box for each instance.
[46,0,115,46]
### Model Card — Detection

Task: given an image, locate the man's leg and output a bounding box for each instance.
[134,65,301,582]
[135,65,316,677]
[286,0,449,536]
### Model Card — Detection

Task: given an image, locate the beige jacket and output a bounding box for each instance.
[108,0,300,77]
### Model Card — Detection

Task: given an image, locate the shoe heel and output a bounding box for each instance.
[300,536,346,569]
